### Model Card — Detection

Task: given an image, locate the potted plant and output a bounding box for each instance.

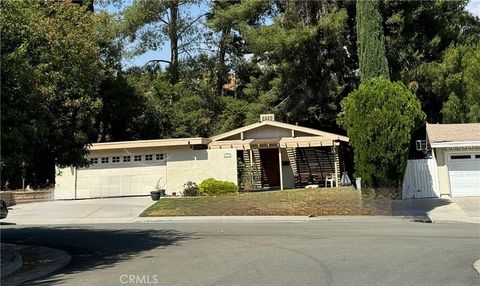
[150,178,166,201]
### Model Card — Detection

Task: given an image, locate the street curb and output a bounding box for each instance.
[136,215,416,223]
[0,244,23,278]
[1,244,71,286]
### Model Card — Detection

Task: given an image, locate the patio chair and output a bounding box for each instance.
[325,173,336,188]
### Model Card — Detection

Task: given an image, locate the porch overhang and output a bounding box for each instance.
[279,137,341,148]
[208,139,254,150]
[208,137,345,150]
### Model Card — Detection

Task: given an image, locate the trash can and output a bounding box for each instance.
[355,177,362,191]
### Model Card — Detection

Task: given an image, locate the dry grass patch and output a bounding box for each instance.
[140,187,392,217]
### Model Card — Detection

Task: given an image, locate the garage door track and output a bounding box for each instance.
[2,197,154,225]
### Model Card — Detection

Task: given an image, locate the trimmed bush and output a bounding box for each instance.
[183,181,199,196]
[198,178,238,196]
[338,77,425,189]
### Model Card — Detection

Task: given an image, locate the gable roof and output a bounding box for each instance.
[426,123,480,148]
[210,120,349,142]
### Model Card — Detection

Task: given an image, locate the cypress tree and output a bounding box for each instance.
[356,0,389,82]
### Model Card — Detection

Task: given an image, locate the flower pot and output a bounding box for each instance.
[150,191,161,201]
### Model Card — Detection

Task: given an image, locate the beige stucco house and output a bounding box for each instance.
[426,123,480,197]
[55,115,350,199]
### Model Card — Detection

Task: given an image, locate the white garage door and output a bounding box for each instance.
[448,153,480,197]
[76,155,167,199]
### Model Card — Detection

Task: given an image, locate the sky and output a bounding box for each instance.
[97,0,480,69]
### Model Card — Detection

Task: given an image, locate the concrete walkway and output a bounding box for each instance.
[2,196,154,225]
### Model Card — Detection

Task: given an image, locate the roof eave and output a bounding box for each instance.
[430,141,480,148]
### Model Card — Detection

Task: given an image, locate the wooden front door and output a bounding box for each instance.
[259,149,280,187]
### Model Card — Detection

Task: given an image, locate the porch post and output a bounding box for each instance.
[334,143,340,187]
[279,148,284,190]
[249,148,253,168]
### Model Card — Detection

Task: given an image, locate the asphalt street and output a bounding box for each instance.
[1,220,480,286]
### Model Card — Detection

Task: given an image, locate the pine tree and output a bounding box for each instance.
[356,0,389,82]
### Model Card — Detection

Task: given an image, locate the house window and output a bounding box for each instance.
[134,155,142,162]
[156,153,165,161]
[112,156,120,163]
[90,158,98,164]
[450,155,471,160]
[101,157,109,164]
[476,155,480,159]
[145,154,153,161]
[123,156,131,162]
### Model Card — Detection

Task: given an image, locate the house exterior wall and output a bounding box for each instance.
[55,147,237,199]
[244,125,292,139]
[55,166,76,200]
[281,148,295,189]
[434,148,451,196]
[165,147,237,195]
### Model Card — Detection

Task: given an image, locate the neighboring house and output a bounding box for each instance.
[403,123,480,199]
[55,115,350,199]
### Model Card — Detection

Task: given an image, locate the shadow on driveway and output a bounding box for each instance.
[390,198,453,217]
[1,226,198,285]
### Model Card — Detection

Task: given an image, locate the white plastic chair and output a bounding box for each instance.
[325,173,336,188]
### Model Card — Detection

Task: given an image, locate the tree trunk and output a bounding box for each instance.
[169,1,180,85]
[216,27,229,96]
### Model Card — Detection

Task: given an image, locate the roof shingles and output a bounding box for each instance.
[426,123,480,143]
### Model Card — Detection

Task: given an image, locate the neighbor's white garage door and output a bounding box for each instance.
[447,153,480,197]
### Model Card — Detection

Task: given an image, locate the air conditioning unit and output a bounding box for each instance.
[415,140,427,151]
[260,114,275,122]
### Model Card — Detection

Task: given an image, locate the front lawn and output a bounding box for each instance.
[140,187,392,216]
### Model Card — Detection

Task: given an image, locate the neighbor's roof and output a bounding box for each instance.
[210,120,349,142]
[89,137,210,151]
[426,123,480,148]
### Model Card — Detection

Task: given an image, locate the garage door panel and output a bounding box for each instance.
[76,165,166,198]
[448,154,480,197]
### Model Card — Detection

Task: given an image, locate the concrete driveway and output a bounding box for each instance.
[2,197,154,225]
[454,197,480,217]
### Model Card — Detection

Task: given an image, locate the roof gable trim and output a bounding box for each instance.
[210,120,348,142]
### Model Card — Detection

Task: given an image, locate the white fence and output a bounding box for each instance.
[402,159,440,199]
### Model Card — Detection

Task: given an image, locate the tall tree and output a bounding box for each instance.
[121,0,205,85]
[1,0,109,187]
[413,44,480,123]
[236,1,357,130]
[206,0,268,96]
[356,0,389,82]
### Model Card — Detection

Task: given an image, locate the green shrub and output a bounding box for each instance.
[183,181,199,196]
[338,77,425,189]
[198,178,238,196]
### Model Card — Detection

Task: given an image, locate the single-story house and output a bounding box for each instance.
[427,123,480,197]
[55,115,350,199]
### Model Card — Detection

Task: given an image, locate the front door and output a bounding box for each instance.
[259,149,280,187]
